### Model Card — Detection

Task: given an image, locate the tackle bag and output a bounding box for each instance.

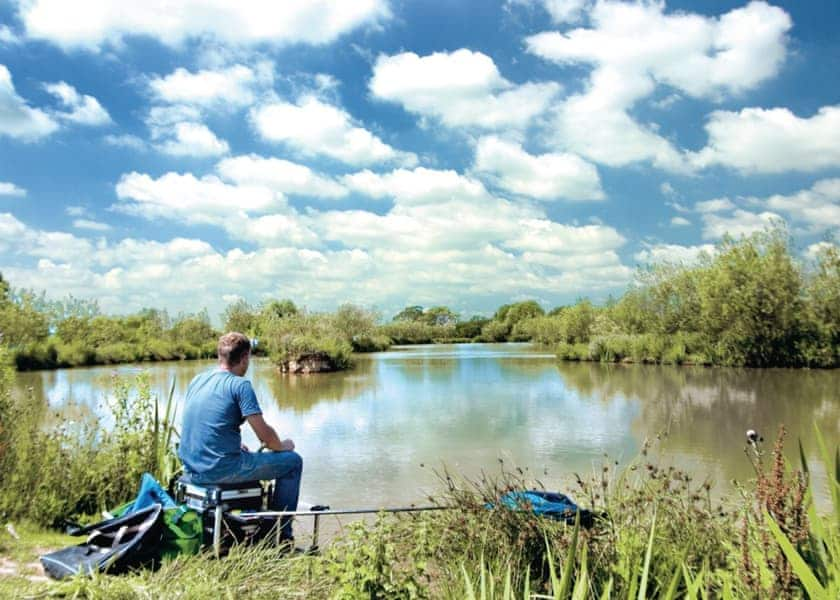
[40,503,164,580]
[494,490,596,527]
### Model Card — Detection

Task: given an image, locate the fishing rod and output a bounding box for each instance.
[234,504,453,552]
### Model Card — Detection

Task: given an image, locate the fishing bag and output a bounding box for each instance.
[41,503,165,580]
[496,490,596,527]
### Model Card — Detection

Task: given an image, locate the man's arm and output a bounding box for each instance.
[245,414,295,452]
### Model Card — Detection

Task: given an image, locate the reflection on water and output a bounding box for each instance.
[15,344,840,509]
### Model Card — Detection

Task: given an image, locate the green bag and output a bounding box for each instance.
[160,506,202,559]
[110,502,202,560]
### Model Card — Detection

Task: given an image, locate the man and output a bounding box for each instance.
[179,331,302,541]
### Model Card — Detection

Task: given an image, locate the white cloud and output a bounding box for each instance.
[114,171,279,225]
[217,154,347,199]
[155,122,229,157]
[670,216,690,227]
[634,243,715,265]
[103,134,147,151]
[19,0,391,49]
[44,81,111,125]
[0,213,28,250]
[369,49,560,129]
[0,25,20,44]
[0,64,59,140]
[701,209,782,240]
[660,182,676,197]
[149,63,272,108]
[0,181,26,197]
[526,1,791,171]
[252,96,416,166]
[695,198,735,213]
[761,179,840,233]
[342,167,489,206]
[806,242,837,261]
[691,106,840,173]
[473,136,603,201]
[505,219,625,254]
[540,0,590,24]
[72,219,111,231]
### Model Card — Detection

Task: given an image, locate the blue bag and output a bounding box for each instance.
[494,490,595,527]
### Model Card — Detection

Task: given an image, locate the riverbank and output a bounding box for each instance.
[1,429,837,598]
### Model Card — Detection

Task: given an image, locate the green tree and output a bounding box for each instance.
[393,305,424,322]
[222,299,259,335]
[697,229,803,366]
[423,306,458,326]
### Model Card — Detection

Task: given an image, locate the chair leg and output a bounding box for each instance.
[213,505,223,558]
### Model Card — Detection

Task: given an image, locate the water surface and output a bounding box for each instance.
[16,343,840,509]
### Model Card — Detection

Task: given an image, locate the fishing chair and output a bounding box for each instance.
[175,477,270,557]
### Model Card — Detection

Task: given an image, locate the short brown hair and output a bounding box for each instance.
[218,332,251,366]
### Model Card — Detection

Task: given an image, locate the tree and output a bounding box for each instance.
[393,306,424,322]
[333,304,377,340]
[223,299,259,335]
[423,306,458,327]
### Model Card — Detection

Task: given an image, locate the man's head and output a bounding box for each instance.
[218,332,251,375]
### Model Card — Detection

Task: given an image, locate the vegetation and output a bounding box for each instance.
[2,227,838,372]
[517,229,839,368]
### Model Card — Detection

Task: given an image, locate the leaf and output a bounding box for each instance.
[556,510,581,599]
[765,509,827,600]
[571,545,588,600]
[638,506,657,600]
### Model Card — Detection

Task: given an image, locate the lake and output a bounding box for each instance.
[15,343,840,510]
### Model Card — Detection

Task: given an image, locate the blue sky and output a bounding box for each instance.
[1,0,838,321]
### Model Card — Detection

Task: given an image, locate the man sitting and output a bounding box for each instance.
[179,331,302,542]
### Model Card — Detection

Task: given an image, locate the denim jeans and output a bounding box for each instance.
[190,450,303,540]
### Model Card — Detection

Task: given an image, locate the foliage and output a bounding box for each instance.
[544,228,840,368]
[2,421,838,598]
[0,372,179,527]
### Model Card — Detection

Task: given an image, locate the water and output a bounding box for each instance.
[15,343,840,509]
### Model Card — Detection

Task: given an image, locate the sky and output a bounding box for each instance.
[0,0,838,322]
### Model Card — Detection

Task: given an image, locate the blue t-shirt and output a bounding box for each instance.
[178,369,262,476]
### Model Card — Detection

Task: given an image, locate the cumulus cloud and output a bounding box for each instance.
[520,0,590,24]
[73,218,111,231]
[526,1,791,171]
[103,134,147,151]
[0,64,59,140]
[342,167,489,206]
[0,25,20,44]
[701,209,782,240]
[670,217,690,227]
[690,106,840,173]
[155,122,229,157]
[114,171,279,225]
[0,181,26,197]
[217,154,347,199]
[472,136,603,201]
[1,204,634,317]
[18,0,391,49]
[369,49,560,129]
[44,81,111,125]
[148,63,273,109]
[252,96,416,166]
[695,198,735,213]
[634,243,716,265]
[760,179,840,233]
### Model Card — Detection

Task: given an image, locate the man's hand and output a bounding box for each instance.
[246,414,295,452]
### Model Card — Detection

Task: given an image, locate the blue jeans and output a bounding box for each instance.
[191,450,303,540]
